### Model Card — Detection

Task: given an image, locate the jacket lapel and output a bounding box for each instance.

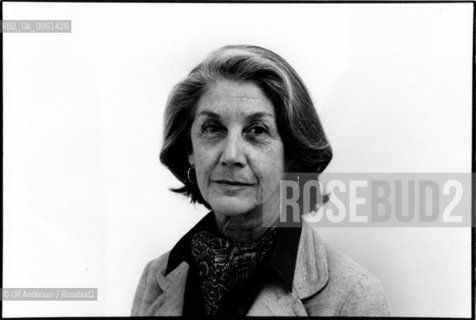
[293,218,329,299]
[248,218,329,316]
[146,261,189,316]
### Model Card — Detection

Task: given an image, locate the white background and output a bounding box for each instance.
[3,3,472,317]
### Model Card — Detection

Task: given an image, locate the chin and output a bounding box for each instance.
[209,197,258,217]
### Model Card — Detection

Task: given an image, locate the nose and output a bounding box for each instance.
[219,130,246,168]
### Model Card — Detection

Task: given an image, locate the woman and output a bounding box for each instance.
[131,45,390,316]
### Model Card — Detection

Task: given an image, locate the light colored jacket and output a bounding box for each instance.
[131,220,390,316]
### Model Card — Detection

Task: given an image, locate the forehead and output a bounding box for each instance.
[196,79,275,119]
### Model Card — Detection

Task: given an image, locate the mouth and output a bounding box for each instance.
[213,180,255,187]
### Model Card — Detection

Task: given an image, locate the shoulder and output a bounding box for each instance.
[328,246,389,316]
[131,251,170,316]
[324,241,378,288]
[302,223,390,316]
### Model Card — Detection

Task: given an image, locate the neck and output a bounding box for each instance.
[213,201,280,243]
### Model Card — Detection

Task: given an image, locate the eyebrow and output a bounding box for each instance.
[197,110,274,121]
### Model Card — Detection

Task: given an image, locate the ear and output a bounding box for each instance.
[188,153,195,167]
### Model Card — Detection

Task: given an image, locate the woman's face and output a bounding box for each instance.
[188,79,286,218]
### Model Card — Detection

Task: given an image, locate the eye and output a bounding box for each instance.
[203,124,220,133]
[200,120,224,134]
[246,123,269,136]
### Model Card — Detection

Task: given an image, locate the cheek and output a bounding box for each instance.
[251,145,285,191]
[191,135,214,173]
[263,164,285,192]
[193,151,217,195]
[195,157,212,181]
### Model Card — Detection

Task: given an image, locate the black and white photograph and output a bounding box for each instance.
[2,2,473,317]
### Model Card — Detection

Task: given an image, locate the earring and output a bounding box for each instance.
[187,166,196,184]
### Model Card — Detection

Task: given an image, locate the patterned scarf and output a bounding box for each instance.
[190,224,277,316]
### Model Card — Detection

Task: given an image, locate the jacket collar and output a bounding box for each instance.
[293,218,329,299]
[250,219,329,316]
[145,261,189,316]
[150,216,329,316]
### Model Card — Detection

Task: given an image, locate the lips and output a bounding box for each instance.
[213,179,254,186]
